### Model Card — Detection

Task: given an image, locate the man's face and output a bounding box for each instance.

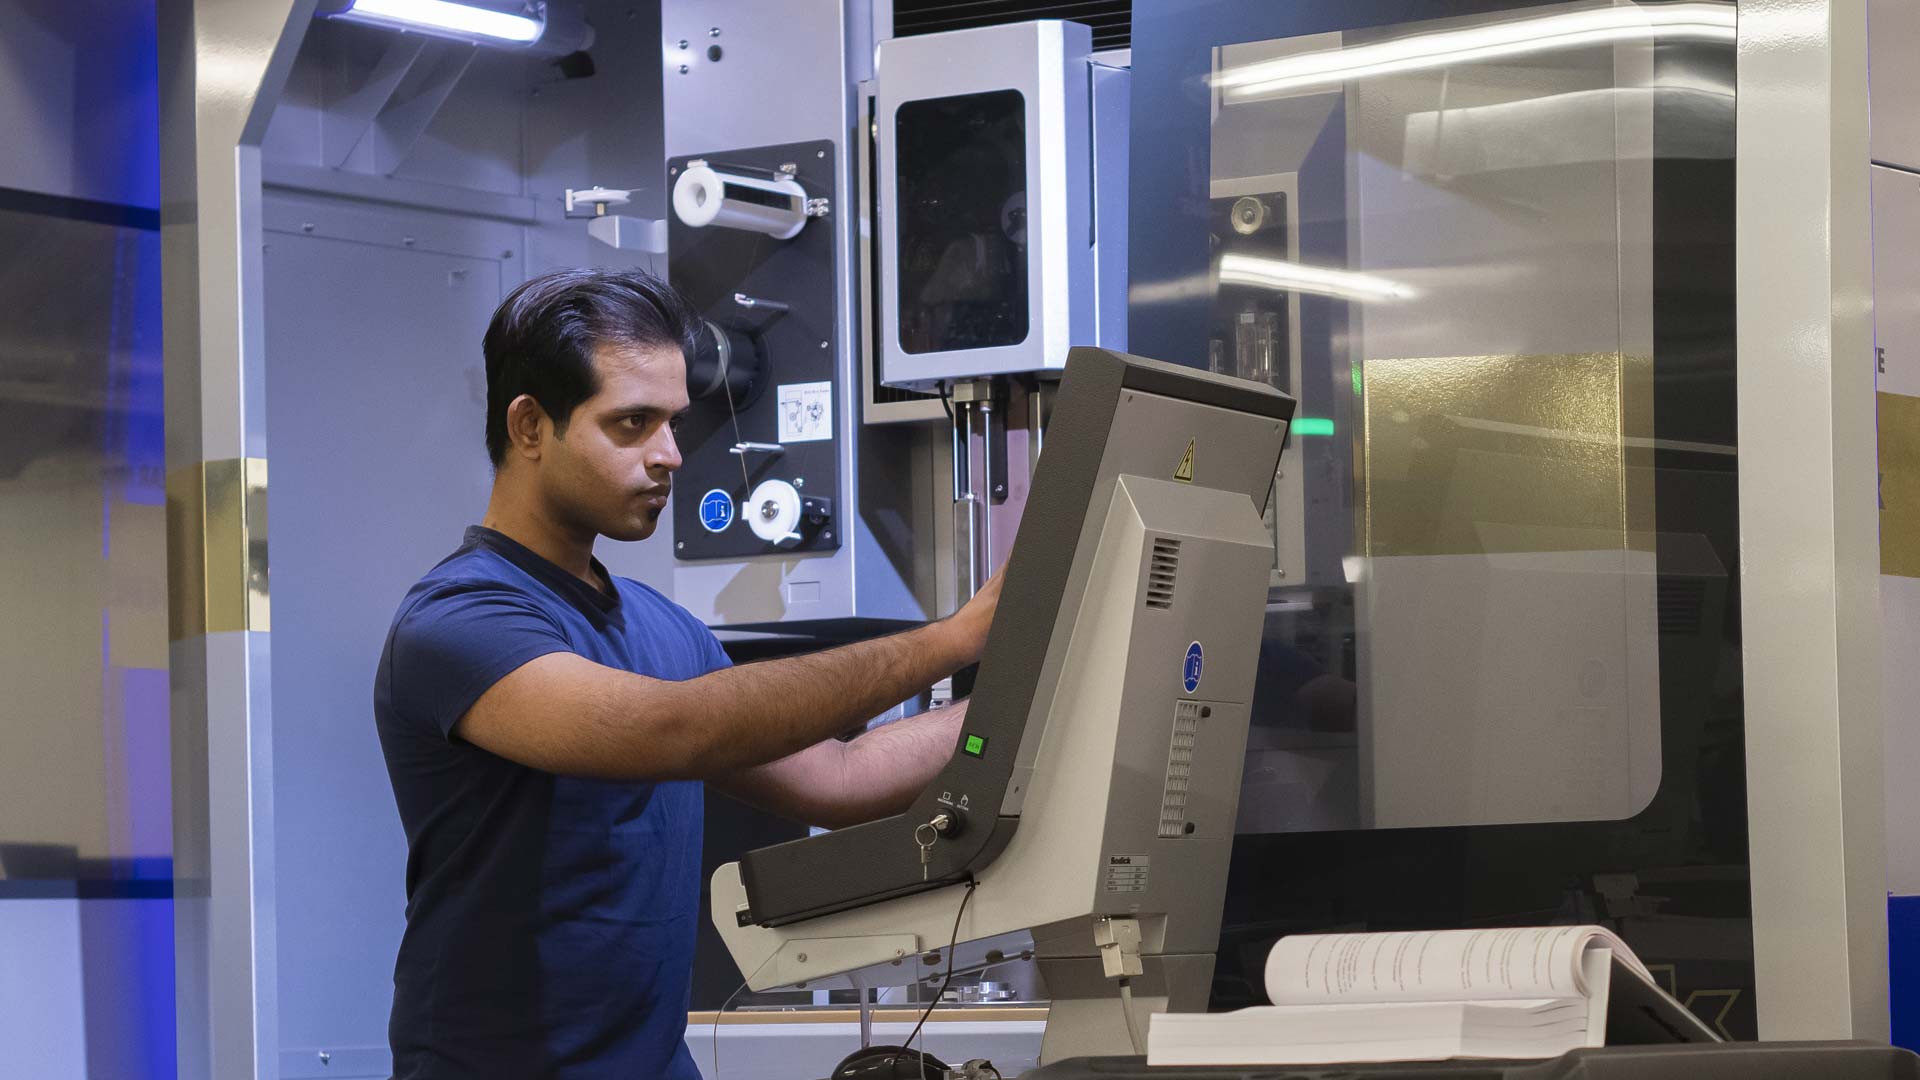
[540,342,689,542]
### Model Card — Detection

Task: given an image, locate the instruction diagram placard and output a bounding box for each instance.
[776,381,832,443]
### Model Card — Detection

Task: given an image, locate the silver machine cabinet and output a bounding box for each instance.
[877,20,1129,390]
[711,348,1295,1063]
[661,0,935,631]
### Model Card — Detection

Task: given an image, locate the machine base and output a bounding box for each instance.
[1019,1041,1920,1079]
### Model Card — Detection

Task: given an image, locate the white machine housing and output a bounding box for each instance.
[713,460,1279,1062]
[877,20,1129,390]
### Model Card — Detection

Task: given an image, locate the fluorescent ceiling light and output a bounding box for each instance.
[339,0,544,44]
[1215,3,1734,101]
[1218,253,1417,302]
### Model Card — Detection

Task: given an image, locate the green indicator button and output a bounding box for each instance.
[1292,417,1335,437]
[963,734,987,757]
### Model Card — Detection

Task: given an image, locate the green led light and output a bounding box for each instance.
[1293,417,1336,437]
[963,734,987,757]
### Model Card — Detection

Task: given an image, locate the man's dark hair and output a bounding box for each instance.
[482,268,701,465]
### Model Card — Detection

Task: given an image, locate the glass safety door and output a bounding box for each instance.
[1129,0,1755,1036]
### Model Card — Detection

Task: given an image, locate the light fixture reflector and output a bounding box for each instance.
[340,0,544,44]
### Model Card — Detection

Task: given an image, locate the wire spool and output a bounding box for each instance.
[745,479,804,548]
[672,162,808,239]
[687,321,765,408]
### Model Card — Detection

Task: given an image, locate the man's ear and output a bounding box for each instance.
[505,394,549,461]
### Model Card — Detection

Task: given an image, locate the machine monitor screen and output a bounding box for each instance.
[894,89,1030,354]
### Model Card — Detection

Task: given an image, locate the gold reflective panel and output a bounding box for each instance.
[1880,391,1920,579]
[1360,353,1655,558]
[167,457,270,640]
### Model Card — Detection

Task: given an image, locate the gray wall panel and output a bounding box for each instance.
[0,1,159,207]
[264,224,507,1067]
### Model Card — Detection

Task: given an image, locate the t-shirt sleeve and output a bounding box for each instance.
[698,623,734,673]
[387,584,575,738]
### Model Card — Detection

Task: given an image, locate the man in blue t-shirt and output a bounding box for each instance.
[373,268,1001,1079]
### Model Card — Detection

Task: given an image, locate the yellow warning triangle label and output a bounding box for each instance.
[1174,438,1196,483]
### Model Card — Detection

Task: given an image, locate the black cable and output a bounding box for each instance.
[938,378,954,422]
[879,880,976,1076]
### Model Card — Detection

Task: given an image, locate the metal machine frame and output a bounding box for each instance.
[661,0,940,632]
[875,20,1129,391]
[1734,0,1886,1039]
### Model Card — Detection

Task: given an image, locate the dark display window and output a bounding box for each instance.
[895,89,1031,353]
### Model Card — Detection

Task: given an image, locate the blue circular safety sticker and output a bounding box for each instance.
[698,488,734,533]
[1183,641,1204,694]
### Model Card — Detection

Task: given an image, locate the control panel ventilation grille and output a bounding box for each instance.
[893,1,1131,51]
[1159,701,1206,837]
[1145,538,1179,609]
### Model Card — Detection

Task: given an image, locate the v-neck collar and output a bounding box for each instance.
[465,525,620,620]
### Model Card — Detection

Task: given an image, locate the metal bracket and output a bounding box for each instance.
[586,215,668,254]
[323,36,427,168]
[732,291,792,333]
[330,40,479,176]
[1093,917,1144,979]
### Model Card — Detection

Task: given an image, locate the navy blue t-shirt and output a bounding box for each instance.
[374,526,729,1079]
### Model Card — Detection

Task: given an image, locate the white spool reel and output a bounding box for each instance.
[672,162,807,240]
[745,479,804,548]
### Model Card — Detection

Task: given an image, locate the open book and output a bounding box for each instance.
[1148,926,1720,1067]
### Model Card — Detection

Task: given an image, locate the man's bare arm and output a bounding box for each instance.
[712,702,968,829]
[454,573,1000,782]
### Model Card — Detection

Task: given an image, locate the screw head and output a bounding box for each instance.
[818,340,830,350]
[796,952,808,963]
[761,500,778,520]
[677,38,688,48]
[822,531,833,541]
[816,149,826,158]
[678,64,689,74]
[709,26,721,37]
[676,542,685,550]
[301,222,315,233]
